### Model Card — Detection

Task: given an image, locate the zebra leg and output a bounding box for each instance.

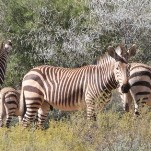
[86,99,96,121]
[37,101,52,129]
[0,115,3,127]
[97,92,111,111]
[34,114,38,123]
[22,99,42,128]
[0,98,6,127]
[130,91,140,115]
[5,106,15,128]
[5,98,18,128]
[134,103,140,116]
[23,108,38,128]
[18,116,23,125]
[5,115,12,128]
[0,110,5,127]
[121,92,132,112]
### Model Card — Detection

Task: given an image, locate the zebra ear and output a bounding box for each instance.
[128,44,136,57]
[107,46,115,57]
[107,46,119,60]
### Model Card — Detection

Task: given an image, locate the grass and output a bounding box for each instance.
[0,107,151,151]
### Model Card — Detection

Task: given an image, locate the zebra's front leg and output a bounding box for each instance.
[86,99,96,121]
[37,101,52,129]
[122,92,132,112]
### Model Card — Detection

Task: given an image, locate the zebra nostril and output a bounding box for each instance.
[121,83,130,93]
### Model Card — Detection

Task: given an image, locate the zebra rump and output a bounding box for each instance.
[0,87,20,127]
[120,63,151,114]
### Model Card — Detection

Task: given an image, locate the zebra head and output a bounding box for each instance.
[108,44,137,93]
[0,40,12,54]
[4,40,12,53]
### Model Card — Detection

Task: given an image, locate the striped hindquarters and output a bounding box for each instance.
[129,63,151,104]
[0,87,20,127]
[120,63,151,113]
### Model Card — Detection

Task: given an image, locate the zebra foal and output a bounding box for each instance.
[19,44,137,128]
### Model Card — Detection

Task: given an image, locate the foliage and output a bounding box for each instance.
[0,0,150,87]
[0,2,150,149]
[0,109,151,151]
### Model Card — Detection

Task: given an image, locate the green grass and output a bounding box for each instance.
[0,109,151,151]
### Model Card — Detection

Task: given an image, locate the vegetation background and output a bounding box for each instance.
[0,0,151,150]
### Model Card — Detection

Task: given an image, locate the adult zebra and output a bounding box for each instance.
[0,40,12,86]
[0,87,53,128]
[119,63,151,115]
[19,44,137,128]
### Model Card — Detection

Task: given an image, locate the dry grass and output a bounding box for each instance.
[0,107,151,151]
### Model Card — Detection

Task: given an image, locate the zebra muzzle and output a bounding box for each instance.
[121,83,130,93]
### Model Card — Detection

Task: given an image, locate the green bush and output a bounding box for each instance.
[0,109,151,151]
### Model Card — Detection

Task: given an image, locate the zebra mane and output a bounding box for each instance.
[93,52,113,65]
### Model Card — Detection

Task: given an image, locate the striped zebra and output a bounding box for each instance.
[19,44,137,128]
[119,63,151,115]
[0,40,12,86]
[0,87,20,128]
[0,87,52,128]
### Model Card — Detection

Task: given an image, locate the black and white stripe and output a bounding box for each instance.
[19,44,136,128]
[0,87,20,127]
[0,87,52,128]
[0,40,12,86]
[120,63,151,114]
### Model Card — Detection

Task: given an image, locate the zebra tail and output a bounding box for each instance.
[18,88,26,120]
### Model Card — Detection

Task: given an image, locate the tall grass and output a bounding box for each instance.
[0,107,151,151]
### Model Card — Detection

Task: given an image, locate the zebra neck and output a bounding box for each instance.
[87,65,118,94]
[0,51,8,85]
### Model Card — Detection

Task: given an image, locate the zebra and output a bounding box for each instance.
[0,87,53,128]
[0,40,12,86]
[119,63,151,115]
[0,87,20,127]
[19,44,137,128]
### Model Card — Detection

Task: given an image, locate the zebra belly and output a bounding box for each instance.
[50,101,86,111]
[46,83,85,111]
